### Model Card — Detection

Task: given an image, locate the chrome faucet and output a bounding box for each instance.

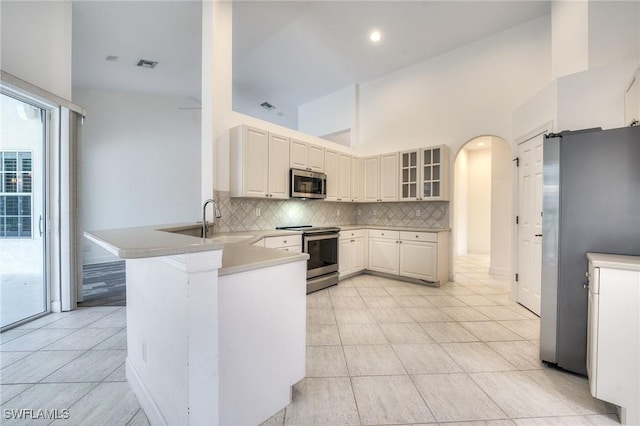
[202,199,222,239]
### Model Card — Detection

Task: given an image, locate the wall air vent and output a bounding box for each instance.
[105,55,119,62]
[137,59,158,69]
[260,102,276,111]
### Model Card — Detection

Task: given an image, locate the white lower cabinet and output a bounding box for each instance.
[367,229,448,283]
[586,253,640,426]
[263,235,302,252]
[368,231,400,275]
[399,240,437,281]
[339,229,366,277]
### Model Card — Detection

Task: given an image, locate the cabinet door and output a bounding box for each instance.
[351,237,365,272]
[363,156,380,202]
[325,150,339,201]
[350,157,361,202]
[400,150,419,201]
[338,153,351,201]
[290,139,308,170]
[339,238,351,277]
[268,133,290,199]
[380,153,399,201]
[399,240,437,281]
[421,146,449,201]
[243,126,269,198]
[308,145,325,172]
[368,238,399,274]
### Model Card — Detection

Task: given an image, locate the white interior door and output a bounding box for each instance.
[517,134,543,315]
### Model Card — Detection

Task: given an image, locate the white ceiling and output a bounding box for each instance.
[233,1,551,128]
[71,1,550,126]
[72,1,202,101]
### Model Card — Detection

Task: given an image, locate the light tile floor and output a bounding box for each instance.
[265,254,619,426]
[0,254,619,425]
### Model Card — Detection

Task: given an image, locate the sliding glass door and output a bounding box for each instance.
[0,92,47,329]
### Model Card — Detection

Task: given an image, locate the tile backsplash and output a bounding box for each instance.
[212,191,449,232]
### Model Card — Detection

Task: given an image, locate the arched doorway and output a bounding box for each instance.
[452,135,513,290]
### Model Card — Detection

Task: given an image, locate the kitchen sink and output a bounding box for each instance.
[159,225,253,243]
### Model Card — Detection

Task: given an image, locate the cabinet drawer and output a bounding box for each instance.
[400,231,437,243]
[368,229,399,240]
[264,235,302,249]
[340,229,366,240]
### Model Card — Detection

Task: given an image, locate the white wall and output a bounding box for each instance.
[490,137,513,276]
[453,148,468,256]
[0,1,72,100]
[75,88,201,264]
[551,1,589,79]
[298,84,358,146]
[588,1,640,70]
[467,149,491,254]
[358,16,552,157]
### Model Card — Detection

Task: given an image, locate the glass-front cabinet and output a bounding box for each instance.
[399,145,449,201]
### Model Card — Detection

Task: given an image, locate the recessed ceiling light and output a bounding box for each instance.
[136,59,158,69]
[105,55,119,62]
[370,30,382,43]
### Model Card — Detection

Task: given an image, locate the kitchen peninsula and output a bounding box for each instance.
[84,224,308,426]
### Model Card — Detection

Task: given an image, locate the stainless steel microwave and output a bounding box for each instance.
[290,169,326,199]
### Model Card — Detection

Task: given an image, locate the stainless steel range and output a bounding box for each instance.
[276,226,340,293]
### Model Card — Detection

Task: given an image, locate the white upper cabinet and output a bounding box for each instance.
[230,125,290,199]
[399,145,450,201]
[290,139,325,172]
[338,153,351,201]
[380,152,399,201]
[362,153,398,202]
[324,149,339,201]
[421,145,450,201]
[363,156,380,202]
[325,150,351,202]
[268,133,291,199]
[350,157,361,202]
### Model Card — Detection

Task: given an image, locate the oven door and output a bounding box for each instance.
[290,169,326,199]
[304,233,339,279]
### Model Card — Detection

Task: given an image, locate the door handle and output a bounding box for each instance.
[39,215,43,237]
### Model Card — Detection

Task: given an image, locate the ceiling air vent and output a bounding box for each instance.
[137,59,158,69]
[260,101,276,111]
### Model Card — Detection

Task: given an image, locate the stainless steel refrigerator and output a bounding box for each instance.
[540,125,640,376]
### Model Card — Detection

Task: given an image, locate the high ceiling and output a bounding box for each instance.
[233,1,551,129]
[71,1,551,128]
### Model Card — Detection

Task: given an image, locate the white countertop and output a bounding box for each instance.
[84,223,309,276]
[587,253,640,272]
[85,222,449,276]
[84,225,225,259]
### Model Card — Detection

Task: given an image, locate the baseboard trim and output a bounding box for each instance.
[126,359,167,426]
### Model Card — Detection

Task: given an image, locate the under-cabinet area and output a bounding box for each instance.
[229,124,450,202]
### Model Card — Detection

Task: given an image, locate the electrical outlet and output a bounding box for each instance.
[256,208,261,217]
[416,209,421,217]
[337,209,341,217]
